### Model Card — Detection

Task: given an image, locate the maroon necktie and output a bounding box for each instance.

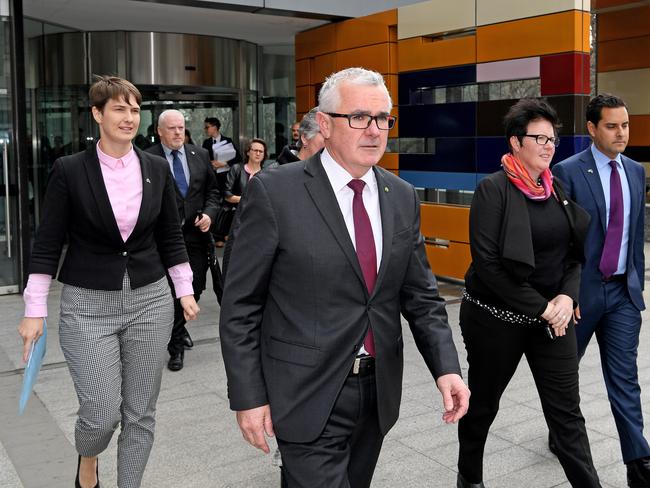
[347,179,376,357]
[599,161,624,278]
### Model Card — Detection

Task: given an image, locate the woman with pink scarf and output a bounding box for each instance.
[456,98,601,488]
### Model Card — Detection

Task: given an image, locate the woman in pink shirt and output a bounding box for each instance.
[17,76,199,488]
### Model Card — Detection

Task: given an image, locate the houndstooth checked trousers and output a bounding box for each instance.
[59,273,174,488]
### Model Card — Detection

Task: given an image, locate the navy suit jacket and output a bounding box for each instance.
[552,147,645,312]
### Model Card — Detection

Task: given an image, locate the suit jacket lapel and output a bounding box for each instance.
[579,150,607,234]
[84,145,123,244]
[185,145,201,195]
[303,155,367,294]
[372,167,394,298]
[622,156,641,250]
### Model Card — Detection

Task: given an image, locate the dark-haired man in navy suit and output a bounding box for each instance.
[553,94,650,487]
[147,109,220,371]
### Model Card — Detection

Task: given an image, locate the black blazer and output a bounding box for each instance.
[220,154,461,443]
[464,170,590,317]
[201,135,242,166]
[145,143,220,242]
[29,144,188,290]
[223,163,251,205]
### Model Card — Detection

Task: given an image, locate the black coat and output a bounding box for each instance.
[464,170,590,317]
[145,143,220,243]
[29,144,188,290]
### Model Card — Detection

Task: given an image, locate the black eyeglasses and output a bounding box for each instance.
[523,134,560,147]
[326,112,396,130]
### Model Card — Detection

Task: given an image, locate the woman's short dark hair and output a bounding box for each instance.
[244,138,268,163]
[586,93,627,126]
[504,98,561,150]
[89,75,142,112]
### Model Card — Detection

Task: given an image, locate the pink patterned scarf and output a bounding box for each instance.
[501,153,556,201]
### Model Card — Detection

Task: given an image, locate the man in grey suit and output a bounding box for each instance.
[553,94,650,487]
[147,109,220,371]
[219,67,469,488]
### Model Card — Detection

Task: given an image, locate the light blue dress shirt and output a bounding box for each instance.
[591,144,630,275]
[162,144,190,187]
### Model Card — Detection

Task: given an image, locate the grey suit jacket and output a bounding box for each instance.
[219,153,461,443]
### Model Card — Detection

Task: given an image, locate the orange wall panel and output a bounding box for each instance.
[398,35,476,72]
[420,204,470,243]
[477,11,590,63]
[599,6,650,42]
[336,44,391,74]
[630,115,650,146]
[598,37,650,72]
[296,85,315,114]
[295,23,337,60]
[378,153,399,170]
[296,58,310,87]
[311,53,337,85]
[335,9,397,52]
[425,243,471,280]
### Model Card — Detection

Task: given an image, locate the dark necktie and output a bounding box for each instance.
[171,149,188,198]
[599,161,624,278]
[348,179,376,357]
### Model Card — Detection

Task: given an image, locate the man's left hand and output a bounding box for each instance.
[436,373,470,424]
[195,214,212,232]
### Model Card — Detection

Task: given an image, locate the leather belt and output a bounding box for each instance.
[602,273,626,283]
[350,356,375,376]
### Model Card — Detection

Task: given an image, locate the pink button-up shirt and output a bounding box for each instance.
[24,142,193,317]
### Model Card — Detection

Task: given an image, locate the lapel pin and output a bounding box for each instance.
[146,178,151,183]
[587,169,594,174]
[191,151,196,155]
[563,200,569,206]
[384,186,389,193]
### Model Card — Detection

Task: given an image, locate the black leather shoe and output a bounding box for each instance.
[548,434,558,457]
[75,455,99,488]
[457,472,486,488]
[167,352,184,371]
[627,457,650,487]
[182,332,193,349]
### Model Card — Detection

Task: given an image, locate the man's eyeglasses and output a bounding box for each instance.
[523,134,560,147]
[326,112,396,130]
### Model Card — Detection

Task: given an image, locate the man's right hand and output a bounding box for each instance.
[236,404,275,453]
[18,317,44,363]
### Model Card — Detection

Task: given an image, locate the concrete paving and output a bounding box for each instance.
[1,251,650,487]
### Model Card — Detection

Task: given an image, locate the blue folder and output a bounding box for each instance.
[18,319,47,415]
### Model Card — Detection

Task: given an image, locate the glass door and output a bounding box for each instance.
[0,14,19,294]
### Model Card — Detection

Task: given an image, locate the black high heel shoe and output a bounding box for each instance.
[75,455,100,488]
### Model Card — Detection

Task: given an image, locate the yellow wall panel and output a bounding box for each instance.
[296,85,315,114]
[398,35,476,72]
[336,44,391,74]
[420,204,470,243]
[296,58,310,87]
[425,243,471,280]
[295,23,337,60]
[598,69,650,115]
[477,0,590,26]
[599,6,650,42]
[477,11,590,63]
[336,10,397,51]
[598,37,650,72]
[630,115,650,147]
[378,153,399,170]
[311,53,336,85]
[397,0,475,40]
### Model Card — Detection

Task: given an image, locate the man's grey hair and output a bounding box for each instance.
[318,67,392,113]
[296,107,320,149]
[158,109,184,126]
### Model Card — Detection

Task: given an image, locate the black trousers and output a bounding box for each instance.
[168,239,210,355]
[457,300,601,487]
[277,369,384,488]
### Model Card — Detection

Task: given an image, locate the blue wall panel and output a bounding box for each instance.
[400,171,478,191]
[399,103,476,138]
[398,65,476,105]
[400,138,476,172]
